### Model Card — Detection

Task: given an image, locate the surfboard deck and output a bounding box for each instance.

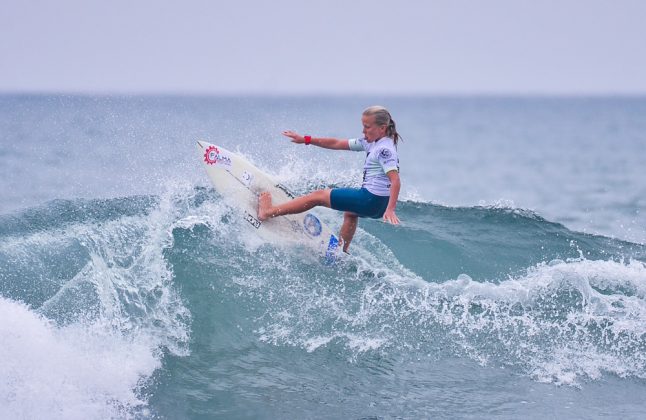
[197,141,340,262]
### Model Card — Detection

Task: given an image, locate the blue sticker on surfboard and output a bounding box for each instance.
[324,235,340,264]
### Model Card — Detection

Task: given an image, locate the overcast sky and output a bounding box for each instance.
[1,0,645,95]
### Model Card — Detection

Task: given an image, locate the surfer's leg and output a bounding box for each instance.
[339,212,358,252]
[258,190,331,221]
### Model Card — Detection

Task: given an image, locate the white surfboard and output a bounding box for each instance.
[197,141,340,262]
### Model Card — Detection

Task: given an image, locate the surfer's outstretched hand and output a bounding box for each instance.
[282,130,304,144]
[383,209,400,225]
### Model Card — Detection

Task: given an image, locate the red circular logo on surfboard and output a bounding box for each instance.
[204,146,219,165]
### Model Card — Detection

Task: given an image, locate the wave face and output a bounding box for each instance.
[2,186,645,418]
[0,191,191,419]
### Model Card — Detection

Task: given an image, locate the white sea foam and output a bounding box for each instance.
[0,297,158,419]
[251,222,646,387]
[418,257,646,385]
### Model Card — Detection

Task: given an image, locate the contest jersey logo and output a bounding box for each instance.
[379,148,392,159]
[204,145,232,166]
[303,214,322,237]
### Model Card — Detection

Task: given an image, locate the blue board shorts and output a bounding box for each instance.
[330,188,390,219]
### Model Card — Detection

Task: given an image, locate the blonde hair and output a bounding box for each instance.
[362,105,402,145]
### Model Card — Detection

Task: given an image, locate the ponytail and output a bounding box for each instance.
[363,105,403,145]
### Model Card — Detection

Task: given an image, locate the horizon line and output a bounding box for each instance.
[2,89,646,99]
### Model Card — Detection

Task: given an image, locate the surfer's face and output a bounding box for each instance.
[362,115,387,142]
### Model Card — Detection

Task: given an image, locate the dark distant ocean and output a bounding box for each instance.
[1,95,645,419]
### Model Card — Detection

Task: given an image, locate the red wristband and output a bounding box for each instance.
[304,135,311,145]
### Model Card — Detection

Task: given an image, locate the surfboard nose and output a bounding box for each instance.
[197,140,215,151]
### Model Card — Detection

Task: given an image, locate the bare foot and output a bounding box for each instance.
[338,237,350,254]
[258,192,273,221]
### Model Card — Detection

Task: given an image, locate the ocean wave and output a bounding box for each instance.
[1,185,645,409]
[0,187,197,417]
[245,251,646,386]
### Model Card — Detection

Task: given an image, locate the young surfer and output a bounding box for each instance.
[258,105,401,253]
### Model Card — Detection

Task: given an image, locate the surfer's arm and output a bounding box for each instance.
[282,130,350,150]
[383,170,401,225]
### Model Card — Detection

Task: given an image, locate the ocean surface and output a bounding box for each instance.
[1,95,645,419]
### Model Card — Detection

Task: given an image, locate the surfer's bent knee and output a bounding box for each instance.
[315,189,332,207]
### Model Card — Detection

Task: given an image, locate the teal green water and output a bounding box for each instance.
[2,191,645,418]
[1,95,646,418]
